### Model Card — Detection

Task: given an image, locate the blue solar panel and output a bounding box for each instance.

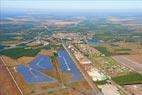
[16,65,56,84]
[29,55,54,71]
[58,50,84,81]
[17,51,83,84]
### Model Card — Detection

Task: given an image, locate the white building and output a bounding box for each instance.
[87,68,107,81]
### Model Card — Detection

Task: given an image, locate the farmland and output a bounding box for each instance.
[112,72,142,86]
[0,47,41,59]
[95,46,112,56]
[0,57,22,95]
[112,55,142,74]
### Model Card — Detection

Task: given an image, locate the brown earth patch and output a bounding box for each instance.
[112,55,142,74]
[124,84,142,95]
[17,56,34,64]
[2,55,18,66]
[39,49,54,56]
[0,57,21,95]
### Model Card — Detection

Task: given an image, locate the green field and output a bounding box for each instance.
[94,79,108,85]
[115,48,131,51]
[112,72,142,86]
[95,46,112,56]
[0,47,41,59]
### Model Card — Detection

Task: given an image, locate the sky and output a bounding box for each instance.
[1,0,142,12]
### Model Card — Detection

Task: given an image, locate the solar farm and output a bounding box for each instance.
[16,50,84,84]
[7,49,92,95]
[58,50,84,81]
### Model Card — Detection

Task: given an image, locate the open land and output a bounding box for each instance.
[124,84,142,95]
[112,55,142,74]
[0,56,22,95]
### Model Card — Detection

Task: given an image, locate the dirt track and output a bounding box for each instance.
[0,57,22,95]
[112,55,142,74]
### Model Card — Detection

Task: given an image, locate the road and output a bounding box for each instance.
[62,43,102,95]
[0,56,23,95]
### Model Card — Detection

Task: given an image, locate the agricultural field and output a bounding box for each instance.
[112,72,142,86]
[94,42,142,56]
[95,46,111,56]
[0,57,21,95]
[108,16,142,32]
[0,45,55,59]
[0,47,41,59]
[112,55,142,74]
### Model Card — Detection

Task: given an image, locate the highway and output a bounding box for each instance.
[62,43,102,95]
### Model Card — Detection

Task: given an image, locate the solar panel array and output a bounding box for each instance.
[17,50,84,84]
[16,65,55,83]
[58,50,84,81]
[16,55,56,84]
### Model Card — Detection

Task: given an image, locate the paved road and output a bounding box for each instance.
[62,43,102,95]
[0,56,23,95]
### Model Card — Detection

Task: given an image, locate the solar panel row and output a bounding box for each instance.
[16,50,83,84]
[29,55,54,71]
[58,50,84,81]
[16,55,56,84]
[16,65,55,84]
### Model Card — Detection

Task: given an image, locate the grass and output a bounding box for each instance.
[94,79,108,85]
[116,53,130,55]
[0,47,41,59]
[112,72,142,86]
[95,46,112,56]
[95,57,116,66]
[115,48,131,51]
[105,60,115,65]
[110,43,119,47]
